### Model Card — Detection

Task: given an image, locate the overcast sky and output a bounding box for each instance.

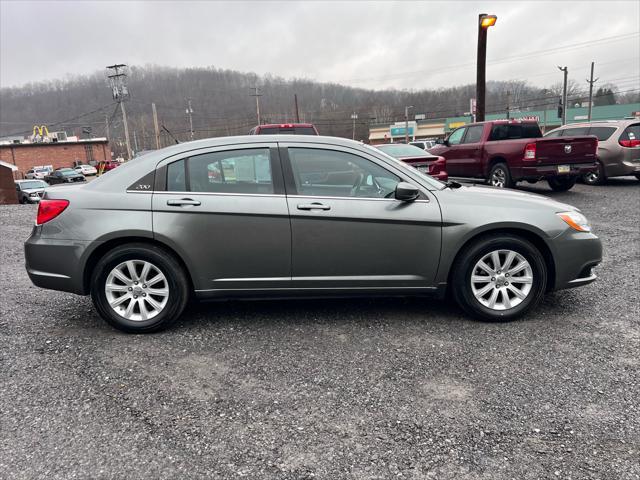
[1,0,639,92]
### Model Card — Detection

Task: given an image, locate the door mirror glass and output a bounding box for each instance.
[395,182,420,201]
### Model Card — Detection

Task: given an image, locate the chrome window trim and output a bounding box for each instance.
[126,189,285,198]
[287,194,429,203]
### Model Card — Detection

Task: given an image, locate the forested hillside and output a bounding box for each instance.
[1,65,634,154]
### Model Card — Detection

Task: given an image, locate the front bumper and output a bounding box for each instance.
[551,229,602,291]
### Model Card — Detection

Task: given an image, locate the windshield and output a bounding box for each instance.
[59,169,77,176]
[20,180,47,189]
[377,144,431,158]
[364,144,445,190]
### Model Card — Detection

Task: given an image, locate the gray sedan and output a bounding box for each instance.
[24,135,602,333]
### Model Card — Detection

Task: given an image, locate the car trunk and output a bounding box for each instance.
[535,136,598,165]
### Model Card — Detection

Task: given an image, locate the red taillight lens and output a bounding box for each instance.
[619,139,640,147]
[523,142,536,160]
[36,199,69,225]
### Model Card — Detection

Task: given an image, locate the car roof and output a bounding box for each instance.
[554,119,638,129]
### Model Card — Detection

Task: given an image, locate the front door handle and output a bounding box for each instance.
[297,202,331,211]
[167,198,201,207]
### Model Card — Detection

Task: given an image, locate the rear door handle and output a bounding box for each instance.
[167,198,201,207]
[297,202,331,211]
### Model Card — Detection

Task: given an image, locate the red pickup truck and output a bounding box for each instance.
[429,120,598,191]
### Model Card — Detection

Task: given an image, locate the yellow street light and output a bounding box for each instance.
[480,14,497,28]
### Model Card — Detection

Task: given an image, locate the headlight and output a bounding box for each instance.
[30,193,38,197]
[557,211,591,232]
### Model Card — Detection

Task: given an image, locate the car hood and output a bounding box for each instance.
[449,184,578,212]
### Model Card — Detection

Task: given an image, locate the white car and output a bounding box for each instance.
[25,167,51,180]
[74,164,98,176]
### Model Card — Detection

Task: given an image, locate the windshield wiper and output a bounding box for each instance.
[444,180,462,189]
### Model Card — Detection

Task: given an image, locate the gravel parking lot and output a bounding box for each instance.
[1,179,638,480]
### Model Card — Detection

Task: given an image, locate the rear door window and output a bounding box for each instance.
[588,127,617,141]
[462,125,484,144]
[561,127,590,137]
[166,148,274,194]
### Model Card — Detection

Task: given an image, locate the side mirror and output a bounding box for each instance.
[395,182,420,202]
[436,138,447,145]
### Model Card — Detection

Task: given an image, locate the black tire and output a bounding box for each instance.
[451,234,547,322]
[488,162,514,188]
[90,243,190,333]
[582,162,606,185]
[547,176,577,192]
[634,174,640,181]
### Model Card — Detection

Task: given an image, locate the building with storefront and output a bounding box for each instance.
[369,102,640,144]
[0,138,112,179]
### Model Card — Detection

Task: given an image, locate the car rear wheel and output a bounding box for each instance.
[91,243,189,333]
[547,176,577,192]
[488,163,513,188]
[582,162,606,185]
[451,235,547,321]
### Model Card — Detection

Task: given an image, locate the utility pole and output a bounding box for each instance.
[152,102,161,149]
[104,114,110,140]
[294,94,300,122]
[351,112,358,140]
[558,66,568,125]
[404,106,413,143]
[186,98,194,141]
[133,130,139,153]
[586,62,598,121]
[250,86,262,125]
[476,14,497,122]
[106,64,132,160]
[506,90,511,119]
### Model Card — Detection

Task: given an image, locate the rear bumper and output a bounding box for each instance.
[551,230,602,291]
[520,162,597,179]
[24,229,90,295]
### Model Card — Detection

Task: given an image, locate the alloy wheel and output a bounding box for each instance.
[104,260,169,321]
[470,249,533,310]
[490,168,506,188]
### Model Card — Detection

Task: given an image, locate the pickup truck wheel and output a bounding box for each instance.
[451,235,547,322]
[582,162,606,185]
[488,163,513,188]
[547,176,577,192]
[90,243,190,333]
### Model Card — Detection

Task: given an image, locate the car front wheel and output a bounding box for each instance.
[91,243,190,333]
[451,235,547,321]
[488,163,514,188]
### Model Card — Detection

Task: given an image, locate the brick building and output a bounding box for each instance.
[0,139,112,179]
[0,160,19,204]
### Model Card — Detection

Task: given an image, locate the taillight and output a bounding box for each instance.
[619,139,640,147]
[523,142,536,160]
[36,199,69,225]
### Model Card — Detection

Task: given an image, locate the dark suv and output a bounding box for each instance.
[250,123,319,135]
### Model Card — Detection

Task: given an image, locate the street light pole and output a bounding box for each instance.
[404,105,413,143]
[476,13,497,122]
[558,66,568,125]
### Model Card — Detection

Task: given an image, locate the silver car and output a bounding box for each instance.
[15,179,48,203]
[24,136,602,333]
[545,119,640,184]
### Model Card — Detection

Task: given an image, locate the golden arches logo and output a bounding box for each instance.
[32,125,49,137]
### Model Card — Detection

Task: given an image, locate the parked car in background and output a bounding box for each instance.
[15,179,48,203]
[25,166,52,180]
[249,123,319,135]
[545,119,640,184]
[44,168,86,185]
[375,143,448,181]
[410,140,436,151]
[25,135,601,333]
[429,120,598,191]
[96,160,120,173]
[74,164,98,176]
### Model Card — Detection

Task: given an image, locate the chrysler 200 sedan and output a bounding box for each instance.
[25,136,602,333]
